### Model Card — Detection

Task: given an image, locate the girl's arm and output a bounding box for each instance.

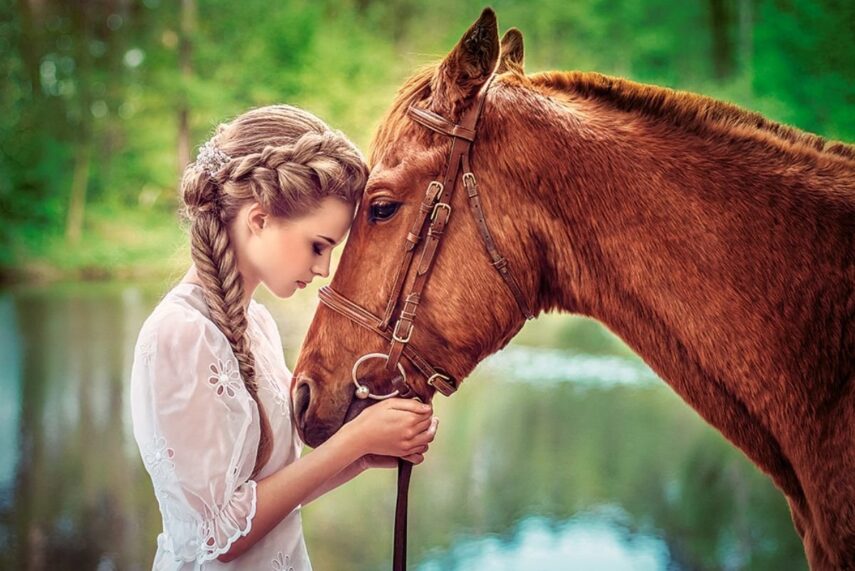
[217,398,435,563]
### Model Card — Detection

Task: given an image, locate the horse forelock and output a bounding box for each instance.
[369,64,438,168]
[369,63,528,167]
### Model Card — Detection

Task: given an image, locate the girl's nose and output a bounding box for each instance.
[314,255,331,278]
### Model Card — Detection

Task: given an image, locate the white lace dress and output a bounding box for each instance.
[130,283,311,570]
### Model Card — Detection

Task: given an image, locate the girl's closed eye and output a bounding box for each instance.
[312,243,324,256]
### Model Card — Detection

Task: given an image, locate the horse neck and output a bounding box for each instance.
[496,87,852,408]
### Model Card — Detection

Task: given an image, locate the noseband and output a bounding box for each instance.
[316,73,534,571]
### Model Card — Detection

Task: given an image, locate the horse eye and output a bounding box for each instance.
[369,201,400,222]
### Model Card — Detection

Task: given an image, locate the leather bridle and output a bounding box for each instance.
[317,73,534,570]
[319,74,533,402]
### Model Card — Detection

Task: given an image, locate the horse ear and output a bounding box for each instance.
[497,28,524,74]
[431,7,499,116]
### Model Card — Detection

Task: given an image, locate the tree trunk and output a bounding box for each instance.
[64,4,93,245]
[738,0,754,86]
[177,0,196,178]
[709,0,734,80]
[15,0,42,99]
[65,138,92,245]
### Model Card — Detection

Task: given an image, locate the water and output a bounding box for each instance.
[0,281,807,570]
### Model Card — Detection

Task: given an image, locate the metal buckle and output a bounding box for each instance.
[392,320,413,344]
[463,173,478,197]
[426,372,450,388]
[431,202,452,221]
[427,180,444,200]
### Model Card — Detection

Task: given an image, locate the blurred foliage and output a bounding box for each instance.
[0,0,852,280]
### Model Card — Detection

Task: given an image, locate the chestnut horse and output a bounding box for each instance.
[292,8,854,569]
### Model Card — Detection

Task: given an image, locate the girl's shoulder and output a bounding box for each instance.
[136,283,283,357]
[137,283,225,347]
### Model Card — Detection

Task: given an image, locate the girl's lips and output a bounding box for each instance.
[296,281,306,288]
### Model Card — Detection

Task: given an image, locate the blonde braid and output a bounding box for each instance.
[184,202,274,479]
[219,130,366,218]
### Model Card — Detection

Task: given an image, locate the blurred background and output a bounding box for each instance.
[1,0,851,569]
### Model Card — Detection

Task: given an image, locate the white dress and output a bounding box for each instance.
[130,282,311,570]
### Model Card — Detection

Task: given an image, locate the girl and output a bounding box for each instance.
[130,105,438,569]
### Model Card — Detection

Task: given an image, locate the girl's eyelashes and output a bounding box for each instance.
[312,243,324,256]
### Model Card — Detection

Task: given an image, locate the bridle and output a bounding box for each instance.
[317,72,534,570]
[319,74,533,402]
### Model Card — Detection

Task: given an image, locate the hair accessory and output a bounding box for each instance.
[196,140,231,177]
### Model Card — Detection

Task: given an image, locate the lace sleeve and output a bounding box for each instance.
[131,306,261,563]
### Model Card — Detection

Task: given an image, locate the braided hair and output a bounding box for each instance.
[179,105,367,478]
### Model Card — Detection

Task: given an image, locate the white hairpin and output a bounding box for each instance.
[196,140,231,177]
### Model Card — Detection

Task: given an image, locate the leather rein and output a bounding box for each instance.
[317,73,533,570]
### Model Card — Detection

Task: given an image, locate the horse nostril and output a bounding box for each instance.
[293,380,311,430]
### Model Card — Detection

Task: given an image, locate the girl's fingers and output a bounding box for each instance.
[411,416,433,434]
[411,415,439,436]
[409,433,431,448]
[404,453,424,465]
[388,399,432,414]
[405,444,429,456]
[410,422,438,446]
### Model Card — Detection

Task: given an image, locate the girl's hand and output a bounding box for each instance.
[361,415,439,469]
[342,398,437,459]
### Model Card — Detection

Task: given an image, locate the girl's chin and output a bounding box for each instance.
[266,281,298,299]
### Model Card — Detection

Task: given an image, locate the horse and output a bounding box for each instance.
[291,8,855,569]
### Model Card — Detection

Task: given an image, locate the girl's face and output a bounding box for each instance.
[237,196,355,299]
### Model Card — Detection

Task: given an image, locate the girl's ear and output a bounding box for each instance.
[246,201,270,235]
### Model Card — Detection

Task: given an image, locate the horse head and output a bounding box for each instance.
[291,9,541,446]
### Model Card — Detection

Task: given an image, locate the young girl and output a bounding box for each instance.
[130,105,438,569]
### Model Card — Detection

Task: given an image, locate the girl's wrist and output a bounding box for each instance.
[354,455,371,473]
[328,422,368,466]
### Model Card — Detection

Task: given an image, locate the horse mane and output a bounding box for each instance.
[529,71,855,165]
[371,65,854,168]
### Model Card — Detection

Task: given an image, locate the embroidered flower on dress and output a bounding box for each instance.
[271,384,290,418]
[208,358,242,398]
[260,370,290,417]
[225,461,241,490]
[272,551,295,571]
[255,353,291,418]
[138,338,156,366]
[144,435,175,482]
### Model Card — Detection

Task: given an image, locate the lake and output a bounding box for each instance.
[0,280,807,570]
